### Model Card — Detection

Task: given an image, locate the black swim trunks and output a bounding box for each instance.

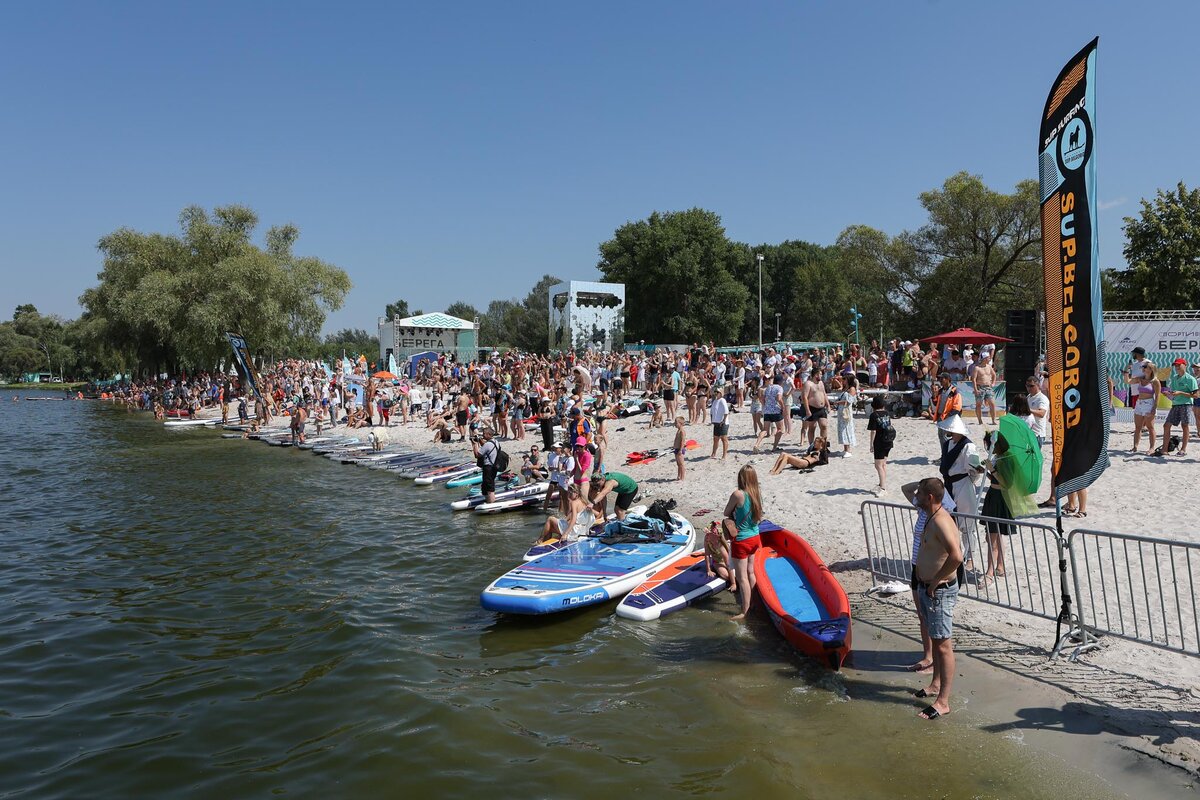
[663,389,676,402]
[806,406,828,422]
[455,410,468,426]
[615,490,636,511]
[713,422,729,437]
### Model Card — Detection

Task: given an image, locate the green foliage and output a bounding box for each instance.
[80,205,351,373]
[597,209,748,343]
[833,173,1041,339]
[0,305,93,381]
[444,302,479,322]
[733,240,846,344]
[1108,182,1200,310]
[384,299,409,320]
[314,328,379,363]
[477,274,561,353]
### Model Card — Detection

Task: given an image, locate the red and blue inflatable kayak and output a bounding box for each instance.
[754,521,852,670]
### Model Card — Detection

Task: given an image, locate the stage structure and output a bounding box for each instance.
[548,281,625,352]
[1104,309,1200,421]
[379,312,478,365]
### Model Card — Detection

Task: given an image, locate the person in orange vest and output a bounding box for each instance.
[933,373,962,443]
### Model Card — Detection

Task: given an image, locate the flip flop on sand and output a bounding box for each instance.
[918,705,950,720]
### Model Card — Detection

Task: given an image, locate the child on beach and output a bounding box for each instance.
[866,396,895,494]
[673,416,686,481]
[647,399,664,429]
[704,520,736,592]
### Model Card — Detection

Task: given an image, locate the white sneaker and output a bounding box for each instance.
[843,451,853,458]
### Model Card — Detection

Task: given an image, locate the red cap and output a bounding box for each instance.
[1173,358,1188,366]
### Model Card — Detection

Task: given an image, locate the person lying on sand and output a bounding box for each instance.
[768,437,830,475]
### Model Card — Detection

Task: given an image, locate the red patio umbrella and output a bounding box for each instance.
[919,327,1013,346]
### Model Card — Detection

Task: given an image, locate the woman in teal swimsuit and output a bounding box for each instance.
[722,464,764,620]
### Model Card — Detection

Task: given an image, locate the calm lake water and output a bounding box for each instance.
[0,391,1145,798]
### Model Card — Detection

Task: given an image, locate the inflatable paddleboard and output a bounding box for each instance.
[451,482,549,511]
[479,511,695,614]
[615,550,727,621]
[754,521,852,670]
[414,465,480,485]
[445,469,516,489]
[473,495,547,515]
[164,418,219,427]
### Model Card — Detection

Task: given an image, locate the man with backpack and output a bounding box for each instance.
[472,427,507,504]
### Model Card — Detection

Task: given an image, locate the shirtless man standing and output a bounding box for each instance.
[454,391,471,441]
[913,477,963,720]
[801,369,829,447]
[971,354,998,426]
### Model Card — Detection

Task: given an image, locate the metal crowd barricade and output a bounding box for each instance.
[1068,528,1200,657]
[862,501,1065,617]
[861,501,1084,659]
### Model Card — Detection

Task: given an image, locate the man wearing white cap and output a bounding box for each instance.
[937,415,983,567]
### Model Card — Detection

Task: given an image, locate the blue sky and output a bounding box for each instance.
[2,2,1195,333]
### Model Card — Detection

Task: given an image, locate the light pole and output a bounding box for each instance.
[775,313,781,340]
[756,253,764,348]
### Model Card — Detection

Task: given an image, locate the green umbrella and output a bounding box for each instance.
[996,414,1043,497]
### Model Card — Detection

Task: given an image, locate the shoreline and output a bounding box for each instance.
[82,392,1200,783]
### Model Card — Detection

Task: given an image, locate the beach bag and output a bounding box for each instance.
[646,498,676,527]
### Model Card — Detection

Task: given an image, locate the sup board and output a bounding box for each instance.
[451,481,549,511]
[413,465,479,485]
[164,418,220,428]
[473,494,552,515]
[479,511,695,614]
[754,521,852,670]
[615,550,727,621]
[445,469,515,489]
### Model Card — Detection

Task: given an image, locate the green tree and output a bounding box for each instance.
[911,172,1042,335]
[511,274,561,353]
[444,301,479,322]
[834,173,1041,339]
[734,240,842,344]
[317,328,379,363]
[1108,182,1200,310]
[0,322,42,379]
[597,209,747,343]
[480,299,519,349]
[80,205,351,374]
[384,299,409,320]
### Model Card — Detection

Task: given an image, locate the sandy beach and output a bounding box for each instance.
[339,399,1200,776]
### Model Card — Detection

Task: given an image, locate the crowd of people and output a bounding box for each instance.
[100,335,1200,724]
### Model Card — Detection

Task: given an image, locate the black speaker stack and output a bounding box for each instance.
[1004,309,1039,387]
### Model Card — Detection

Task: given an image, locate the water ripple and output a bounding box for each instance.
[0,393,1141,799]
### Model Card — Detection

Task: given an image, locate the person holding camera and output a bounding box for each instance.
[472,427,500,504]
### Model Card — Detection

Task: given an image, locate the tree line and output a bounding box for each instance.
[4,176,1197,382]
